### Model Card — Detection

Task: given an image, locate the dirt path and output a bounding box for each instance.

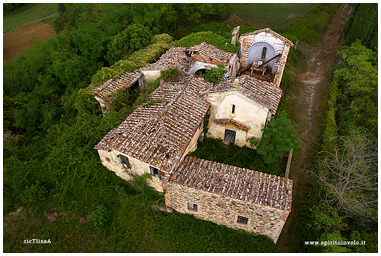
[3,21,55,62]
[276,4,353,252]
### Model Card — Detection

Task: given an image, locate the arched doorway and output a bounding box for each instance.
[194,69,206,77]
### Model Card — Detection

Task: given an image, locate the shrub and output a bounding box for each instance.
[89,33,172,88]
[161,66,180,82]
[91,205,112,227]
[202,64,227,84]
[19,180,48,210]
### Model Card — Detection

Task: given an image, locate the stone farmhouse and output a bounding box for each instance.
[93,28,294,243]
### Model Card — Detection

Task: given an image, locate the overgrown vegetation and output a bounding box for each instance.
[189,137,284,176]
[293,37,378,253]
[281,3,341,43]
[344,3,378,51]
[247,112,299,164]
[173,31,240,53]
[4,2,377,253]
[202,64,227,84]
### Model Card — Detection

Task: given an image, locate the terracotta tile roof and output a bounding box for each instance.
[89,71,142,100]
[140,46,195,72]
[201,75,283,115]
[214,118,248,132]
[240,28,294,46]
[188,42,234,65]
[167,156,293,212]
[94,85,210,173]
[151,74,214,99]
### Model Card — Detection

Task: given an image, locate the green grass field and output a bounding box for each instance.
[3,3,58,35]
[232,3,316,28]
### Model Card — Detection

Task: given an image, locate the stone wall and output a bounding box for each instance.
[273,44,291,87]
[164,181,290,243]
[205,90,269,147]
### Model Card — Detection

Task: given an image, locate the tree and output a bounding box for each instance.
[247,112,299,164]
[318,231,351,253]
[311,132,378,222]
[334,40,377,97]
[106,24,152,65]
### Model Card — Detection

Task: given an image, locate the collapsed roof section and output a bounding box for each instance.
[187,42,234,66]
[140,43,235,73]
[240,28,294,47]
[89,71,142,101]
[139,46,195,72]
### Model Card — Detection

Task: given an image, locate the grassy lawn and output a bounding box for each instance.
[232,3,316,28]
[3,3,58,35]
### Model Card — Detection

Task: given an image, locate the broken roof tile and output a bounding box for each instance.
[188,42,234,65]
[240,28,294,46]
[90,71,142,100]
[140,46,195,72]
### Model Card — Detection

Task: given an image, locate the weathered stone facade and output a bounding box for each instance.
[163,156,293,243]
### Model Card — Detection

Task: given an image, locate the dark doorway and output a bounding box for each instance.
[194,69,206,77]
[224,129,236,144]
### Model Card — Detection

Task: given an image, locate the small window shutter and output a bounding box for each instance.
[149,166,154,175]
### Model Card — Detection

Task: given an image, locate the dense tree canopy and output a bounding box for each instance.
[248,112,299,164]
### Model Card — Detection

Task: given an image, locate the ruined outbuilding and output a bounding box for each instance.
[163,156,292,243]
[93,28,293,243]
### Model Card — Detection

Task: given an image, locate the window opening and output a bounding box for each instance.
[261,47,267,60]
[237,215,249,225]
[231,104,236,114]
[224,129,236,144]
[149,166,161,180]
[187,202,198,212]
[120,155,131,169]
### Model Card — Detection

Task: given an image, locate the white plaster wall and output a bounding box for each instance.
[205,91,269,147]
[97,149,164,192]
[141,70,162,83]
[188,61,218,75]
[240,32,286,73]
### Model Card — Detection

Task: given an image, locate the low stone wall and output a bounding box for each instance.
[164,181,290,243]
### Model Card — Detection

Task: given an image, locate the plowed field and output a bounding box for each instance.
[3,21,55,62]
